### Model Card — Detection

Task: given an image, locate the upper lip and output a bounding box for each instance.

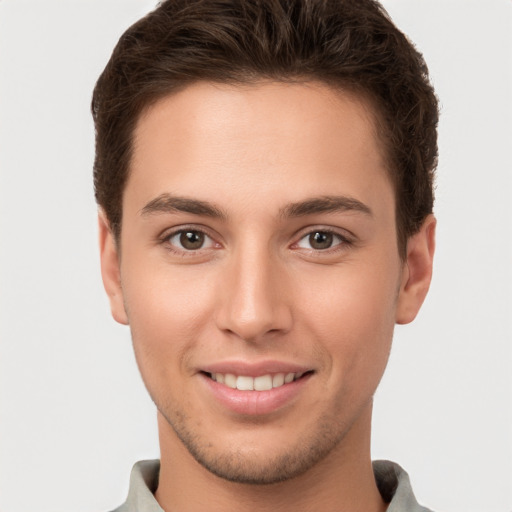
[199,360,313,377]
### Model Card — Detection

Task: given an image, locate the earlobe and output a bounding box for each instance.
[98,211,129,325]
[395,215,436,325]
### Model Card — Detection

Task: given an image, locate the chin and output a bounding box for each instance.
[162,406,350,485]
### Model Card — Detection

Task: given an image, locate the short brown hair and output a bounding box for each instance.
[92,0,438,257]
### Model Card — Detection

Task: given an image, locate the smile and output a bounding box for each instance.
[202,369,313,415]
[210,372,305,391]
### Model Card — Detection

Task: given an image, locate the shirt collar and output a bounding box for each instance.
[113,459,432,512]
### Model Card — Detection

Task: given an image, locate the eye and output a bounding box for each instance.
[167,229,216,251]
[296,230,345,250]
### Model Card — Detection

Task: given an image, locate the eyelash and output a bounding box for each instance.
[158,226,354,256]
[159,226,219,255]
[293,228,353,254]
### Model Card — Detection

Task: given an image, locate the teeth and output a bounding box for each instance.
[211,371,305,391]
[254,375,273,391]
[224,373,237,389]
[236,376,254,391]
[272,373,285,387]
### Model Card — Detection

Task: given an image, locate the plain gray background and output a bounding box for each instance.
[1,1,511,511]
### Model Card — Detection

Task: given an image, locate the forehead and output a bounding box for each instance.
[127,81,392,218]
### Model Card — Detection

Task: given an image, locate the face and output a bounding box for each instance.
[100,81,434,484]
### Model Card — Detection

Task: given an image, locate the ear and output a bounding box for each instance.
[395,214,436,325]
[98,211,129,325]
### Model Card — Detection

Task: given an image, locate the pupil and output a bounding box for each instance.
[310,231,333,250]
[180,231,204,250]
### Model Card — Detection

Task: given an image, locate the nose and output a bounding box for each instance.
[215,242,292,343]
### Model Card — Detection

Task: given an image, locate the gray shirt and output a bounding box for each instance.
[111,459,433,512]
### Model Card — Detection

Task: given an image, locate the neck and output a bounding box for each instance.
[155,404,387,512]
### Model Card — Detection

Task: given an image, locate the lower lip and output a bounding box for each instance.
[201,373,312,416]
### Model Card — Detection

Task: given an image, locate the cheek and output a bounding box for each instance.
[298,257,399,330]
[123,256,215,322]
[120,259,217,375]
[296,260,399,386]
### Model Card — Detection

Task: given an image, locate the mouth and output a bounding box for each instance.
[206,371,311,391]
[198,362,314,415]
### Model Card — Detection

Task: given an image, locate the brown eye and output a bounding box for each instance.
[180,230,205,250]
[297,230,344,251]
[309,231,333,250]
[167,229,215,251]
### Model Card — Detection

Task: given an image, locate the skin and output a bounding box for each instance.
[99,81,435,512]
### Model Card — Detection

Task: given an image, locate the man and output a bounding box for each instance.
[93,0,438,510]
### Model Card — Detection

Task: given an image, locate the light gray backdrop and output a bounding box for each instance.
[1,1,511,511]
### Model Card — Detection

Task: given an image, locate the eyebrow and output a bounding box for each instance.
[280,195,372,218]
[140,194,227,219]
[140,193,372,220]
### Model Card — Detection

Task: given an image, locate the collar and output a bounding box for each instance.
[112,459,433,512]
